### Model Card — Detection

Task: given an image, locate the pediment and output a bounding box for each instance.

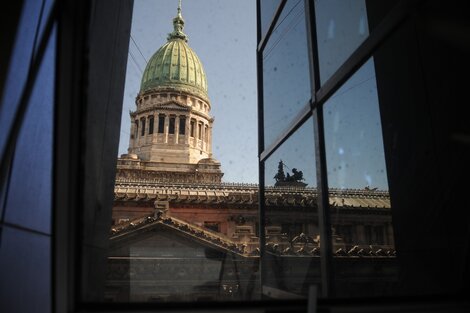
[158,101,189,111]
[109,222,229,258]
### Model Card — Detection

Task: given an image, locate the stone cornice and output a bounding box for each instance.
[114,180,391,210]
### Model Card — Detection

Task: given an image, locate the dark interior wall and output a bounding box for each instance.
[80,0,133,301]
[369,0,470,295]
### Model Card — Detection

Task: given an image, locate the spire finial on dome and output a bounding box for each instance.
[168,0,188,42]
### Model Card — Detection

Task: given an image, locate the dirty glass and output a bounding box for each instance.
[262,0,311,148]
[260,0,282,36]
[314,0,369,85]
[323,58,398,297]
[262,118,320,298]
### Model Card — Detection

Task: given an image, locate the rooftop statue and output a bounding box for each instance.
[274,160,307,187]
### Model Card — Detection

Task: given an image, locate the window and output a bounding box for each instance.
[158,114,165,133]
[134,120,138,139]
[32,0,468,310]
[197,123,202,140]
[179,116,186,135]
[140,118,145,136]
[190,119,195,137]
[169,116,175,134]
[148,115,154,134]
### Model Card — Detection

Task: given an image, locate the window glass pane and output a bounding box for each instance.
[0,226,50,313]
[323,58,397,297]
[0,0,44,160]
[263,0,310,148]
[260,0,282,36]
[36,0,56,55]
[314,0,369,85]
[263,118,319,298]
[4,26,56,234]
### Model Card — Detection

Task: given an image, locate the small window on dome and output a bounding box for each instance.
[148,116,154,134]
[158,114,165,133]
[179,117,186,135]
[190,119,195,137]
[140,118,146,136]
[169,117,175,134]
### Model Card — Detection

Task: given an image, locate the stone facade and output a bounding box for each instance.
[119,0,222,184]
[106,3,397,301]
[127,91,214,164]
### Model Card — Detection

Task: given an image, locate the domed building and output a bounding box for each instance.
[107,2,396,302]
[118,3,222,184]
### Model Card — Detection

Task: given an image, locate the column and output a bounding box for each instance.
[207,126,212,154]
[152,112,158,143]
[164,115,169,144]
[200,123,205,151]
[145,116,149,144]
[185,116,190,144]
[194,119,199,147]
[175,116,180,144]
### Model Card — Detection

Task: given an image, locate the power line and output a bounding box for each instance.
[130,34,148,65]
[263,9,303,62]
[129,50,143,75]
[271,0,301,35]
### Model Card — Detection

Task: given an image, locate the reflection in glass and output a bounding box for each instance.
[323,58,398,297]
[263,119,320,298]
[260,0,282,36]
[315,0,369,84]
[4,26,56,234]
[263,0,310,147]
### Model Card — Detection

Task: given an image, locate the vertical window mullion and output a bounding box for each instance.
[304,0,335,297]
[256,0,267,292]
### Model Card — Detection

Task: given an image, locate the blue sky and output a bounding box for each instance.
[120,0,389,190]
[119,0,258,183]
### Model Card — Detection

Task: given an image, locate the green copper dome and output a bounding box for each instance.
[140,3,208,100]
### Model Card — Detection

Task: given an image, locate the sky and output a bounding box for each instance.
[119,0,258,183]
[119,0,389,190]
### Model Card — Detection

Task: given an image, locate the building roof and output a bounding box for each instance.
[114,180,391,210]
[110,214,396,258]
[139,3,208,100]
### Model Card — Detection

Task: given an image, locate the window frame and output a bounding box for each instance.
[48,0,470,311]
[256,0,422,298]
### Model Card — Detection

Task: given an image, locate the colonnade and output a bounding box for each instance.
[130,113,211,152]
